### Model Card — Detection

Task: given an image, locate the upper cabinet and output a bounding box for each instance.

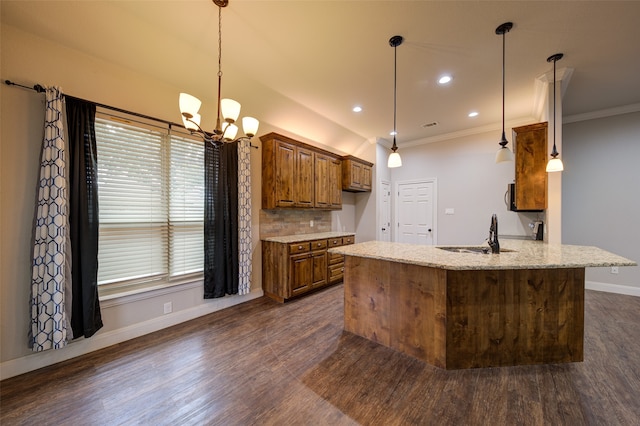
[261,133,347,210]
[341,155,373,192]
[513,122,548,211]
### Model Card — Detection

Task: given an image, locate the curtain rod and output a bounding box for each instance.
[4,79,259,149]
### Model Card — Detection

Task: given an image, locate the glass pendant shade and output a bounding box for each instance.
[182,113,201,131]
[179,93,202,116]
[221,98,241,123]
[242,116,259,137]
[388,152,402,168]
[495,146,514,163]
[222,122,238,140]
[546,157,564,172]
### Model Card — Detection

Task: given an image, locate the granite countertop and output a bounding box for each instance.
[328,240,637,271]
[262,231,356,244]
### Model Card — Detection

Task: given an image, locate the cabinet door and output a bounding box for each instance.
[329,158,342,208]
[314,153,330,208]
[311,250,327,288]
[350,161,363,189]
[361,164,372,191]
[274,140,296,207]
[514,122,547,211]
[296,147,314,207]
[290,253,312,296]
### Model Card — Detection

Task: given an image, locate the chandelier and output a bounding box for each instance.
[178,0,259,144]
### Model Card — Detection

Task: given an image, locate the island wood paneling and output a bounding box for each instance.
[446,268,584,369]
[343,256,391,346]
[343,256,586,369]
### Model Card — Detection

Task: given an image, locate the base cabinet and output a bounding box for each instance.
[262,236,354,302]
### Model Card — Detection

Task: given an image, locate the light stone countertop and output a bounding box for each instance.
[328,240,637,271]
[262,231,356,244]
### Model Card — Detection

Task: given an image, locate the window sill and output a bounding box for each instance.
[99,278,203,308]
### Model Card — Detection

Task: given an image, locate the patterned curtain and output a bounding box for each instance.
[237,139,252,295]
[30,87,70,351]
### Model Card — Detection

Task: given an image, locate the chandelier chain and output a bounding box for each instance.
[218,6,223,78]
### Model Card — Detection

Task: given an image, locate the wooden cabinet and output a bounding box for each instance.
[513,122,548,211]
[261,133,343,210]
[327,236,355,285]
[341,156,373,192]
[262,235,353,302]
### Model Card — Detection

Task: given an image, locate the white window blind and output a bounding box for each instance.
[95,113,203,293]
[169,132,204,277]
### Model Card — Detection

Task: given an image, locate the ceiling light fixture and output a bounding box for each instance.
[388,35,403,168]
[178,0,258,144]
[438,75,452,85]
[468,111,479,118]
[353,106,363,113]
[546,53,564,172]
[495,22,514,163]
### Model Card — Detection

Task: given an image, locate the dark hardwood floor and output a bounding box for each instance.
[2,285,639,425]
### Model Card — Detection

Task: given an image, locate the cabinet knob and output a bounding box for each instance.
[317,242,322,246]
[298,245,303,250]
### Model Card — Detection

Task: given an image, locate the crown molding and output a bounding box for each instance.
[564,102,640,124]
[533,67,574,120]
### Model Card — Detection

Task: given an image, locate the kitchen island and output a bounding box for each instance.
[329,240,636,369]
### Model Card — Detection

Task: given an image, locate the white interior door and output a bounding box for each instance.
[396,179,436,245]
[379,180,391,242]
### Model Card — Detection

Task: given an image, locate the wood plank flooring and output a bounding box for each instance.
[1,285,639,425]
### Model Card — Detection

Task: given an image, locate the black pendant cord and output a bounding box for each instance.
[547,53,564,158]
[501,30,506,143]
[393,41,398,151]
[389,35,403,153]
[495,22,513,147]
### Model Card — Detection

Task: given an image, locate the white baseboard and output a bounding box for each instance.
[0,288,263,381]
[585,281,640,297]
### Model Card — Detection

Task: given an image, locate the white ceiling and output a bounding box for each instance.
[3,1,640,154]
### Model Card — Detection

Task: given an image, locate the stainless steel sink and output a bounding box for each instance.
[437,246,515,254]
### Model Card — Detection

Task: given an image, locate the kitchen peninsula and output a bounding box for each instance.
[329,240,636,370]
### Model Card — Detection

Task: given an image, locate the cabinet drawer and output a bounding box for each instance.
[289,242,311,254]
[310,239,328,250]
[328,252,344,265]
[328,238,343,248]
[343,236,355,245]
[328,263,345,282]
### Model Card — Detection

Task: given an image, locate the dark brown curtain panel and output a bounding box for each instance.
[204,141,239,298]
[65,97,103,338]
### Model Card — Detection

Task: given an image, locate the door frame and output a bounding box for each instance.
[378,179,391,242]
[394,178,438,245]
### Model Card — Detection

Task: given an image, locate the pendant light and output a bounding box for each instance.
[546,53,564,172]
[495,22,514,163]
[178,0,258,144]
[387,35,403,168]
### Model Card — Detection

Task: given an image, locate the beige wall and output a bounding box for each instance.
[0,25,270,379]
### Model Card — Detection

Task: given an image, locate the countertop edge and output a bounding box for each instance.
[328,241,637,271]
[262,232,356,244]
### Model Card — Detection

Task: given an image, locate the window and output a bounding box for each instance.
[95,112,203,295]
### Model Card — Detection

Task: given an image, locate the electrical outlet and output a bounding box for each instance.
[163,302,172,314]
[611,266,619,274]
[310,220,314,227]
[445,208,455,215]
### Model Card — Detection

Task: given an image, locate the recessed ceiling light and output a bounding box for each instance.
[389,130,397,136]
[468,111,479,117]
[438,75,452,85]
[352,106,362,113]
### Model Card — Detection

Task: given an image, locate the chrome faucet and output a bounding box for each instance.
[488,213,500,254]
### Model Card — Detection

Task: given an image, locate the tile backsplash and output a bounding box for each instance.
[260,210,331,239]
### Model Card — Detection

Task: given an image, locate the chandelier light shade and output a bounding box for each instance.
[546,53,564,172]
[495,22,514,163]
[388,35,404,168]
[178,0,258,144]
